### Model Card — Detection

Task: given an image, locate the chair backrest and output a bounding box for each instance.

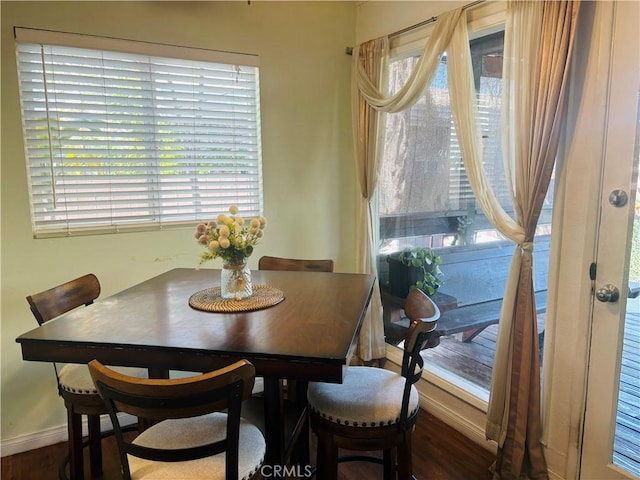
[403,287,440,328]
[398,287,440,429]
[88,359,256,480]
[258,255,334,272]
[26,273,101,325]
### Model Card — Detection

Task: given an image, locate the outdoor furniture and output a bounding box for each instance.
[381,238,550,346]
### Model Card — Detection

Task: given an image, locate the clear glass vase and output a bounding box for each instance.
[220,260,252,300]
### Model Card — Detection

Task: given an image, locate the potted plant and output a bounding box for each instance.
[387,247,444,297]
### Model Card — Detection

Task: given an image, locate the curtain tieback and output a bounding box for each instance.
[520,241,534,252]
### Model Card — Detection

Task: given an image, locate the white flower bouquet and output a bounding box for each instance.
[195,205,267,267]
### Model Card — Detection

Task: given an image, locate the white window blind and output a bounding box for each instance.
[15,28,263,237]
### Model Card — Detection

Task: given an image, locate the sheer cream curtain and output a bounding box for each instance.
[448,2,580,478]
[351,7,464,362]
[352,38,388,362]
[356,9,464,111]
[354,0,579,476]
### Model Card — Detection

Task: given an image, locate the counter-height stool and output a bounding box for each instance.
[88,359,265,480]
[307,287,440,480]
[257,256,335,463]
[27,274,148,480]
[257,255,335,398]
[258,255,334,273]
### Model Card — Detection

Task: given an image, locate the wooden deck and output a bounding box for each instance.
[393,310,640,477]
[614,311,640,476]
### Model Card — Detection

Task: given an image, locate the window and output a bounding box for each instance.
[380,31,521,251]
[15,28,263,237]
[378,25,552,392]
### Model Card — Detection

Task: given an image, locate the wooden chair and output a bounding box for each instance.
[258,255,334,273]
[256,255,335,463]
[88,359,265,480]
[307,287,440,480]
[26,274,147,480]
[257,255,334,399]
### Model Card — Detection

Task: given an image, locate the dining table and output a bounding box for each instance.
[16,267,375,472]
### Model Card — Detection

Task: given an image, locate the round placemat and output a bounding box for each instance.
[189,284,285,313]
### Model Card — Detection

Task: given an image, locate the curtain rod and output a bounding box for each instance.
[345,0,484,55]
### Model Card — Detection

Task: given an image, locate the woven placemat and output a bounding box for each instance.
[189,284,285,313]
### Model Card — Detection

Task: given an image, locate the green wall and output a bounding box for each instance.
[1,1,356,447]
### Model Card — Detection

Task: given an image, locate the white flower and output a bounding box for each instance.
[218,225,230,237]
[195,206,267,266]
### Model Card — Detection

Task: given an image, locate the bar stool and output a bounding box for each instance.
[27,273,148,480]
[307,287,439,480]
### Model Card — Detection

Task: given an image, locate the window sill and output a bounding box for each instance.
[385,342,489,410]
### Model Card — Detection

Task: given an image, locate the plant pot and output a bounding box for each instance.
[387,254,424,298]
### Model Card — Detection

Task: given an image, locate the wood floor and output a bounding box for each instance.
[419,312,640,477]
[406,311,640,478]
[1,408,495,479]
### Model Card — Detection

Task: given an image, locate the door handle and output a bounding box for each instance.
[596,284,620,303]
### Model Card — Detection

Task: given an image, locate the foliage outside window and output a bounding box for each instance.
[15,28,263,237]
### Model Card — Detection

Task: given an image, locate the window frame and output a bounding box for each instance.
[15,28,264,238]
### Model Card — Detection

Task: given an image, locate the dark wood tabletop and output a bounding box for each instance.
[17,268,375,380]
[16,267,376,465]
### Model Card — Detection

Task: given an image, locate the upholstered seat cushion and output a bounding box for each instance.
[58,364,148,395]
[307,366,419,427]
[127,413,266,480]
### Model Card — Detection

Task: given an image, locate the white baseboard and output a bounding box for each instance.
[1,424,67,458]
[1,413,136,458]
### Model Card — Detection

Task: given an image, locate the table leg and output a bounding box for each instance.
[290,380,310,466]
[263,377,284,465]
